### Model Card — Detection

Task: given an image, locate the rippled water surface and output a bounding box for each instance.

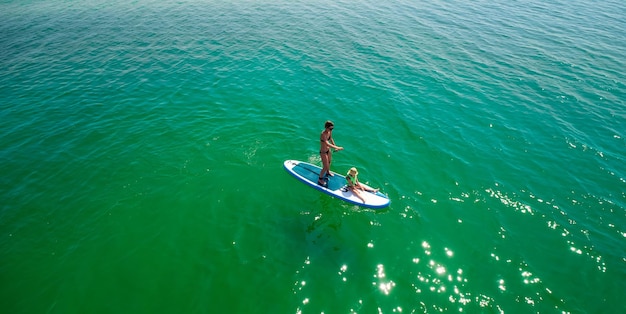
[1,0,625,313]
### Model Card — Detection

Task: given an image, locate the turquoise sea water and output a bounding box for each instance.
[1,0,625,312]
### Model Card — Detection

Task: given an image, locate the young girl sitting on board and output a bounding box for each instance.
[346,167,379,203]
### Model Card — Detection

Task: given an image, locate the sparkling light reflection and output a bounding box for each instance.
[339,264,348,282]
[485,187,535,215]
[374,264,396,295]
[422,241,431,255]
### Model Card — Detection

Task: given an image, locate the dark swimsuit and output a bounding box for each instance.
[320,134,332,154]
[318,133,333,183]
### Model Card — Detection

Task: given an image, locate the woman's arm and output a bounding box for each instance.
[327,137,343,151]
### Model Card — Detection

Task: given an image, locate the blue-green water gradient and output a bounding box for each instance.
[1,0,625,313]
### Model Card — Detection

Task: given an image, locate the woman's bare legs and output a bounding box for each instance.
[318,152,330,184]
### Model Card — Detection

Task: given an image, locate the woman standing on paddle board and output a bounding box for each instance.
[318,120,343,186]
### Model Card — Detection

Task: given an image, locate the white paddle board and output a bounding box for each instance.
[283,160,390,209]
